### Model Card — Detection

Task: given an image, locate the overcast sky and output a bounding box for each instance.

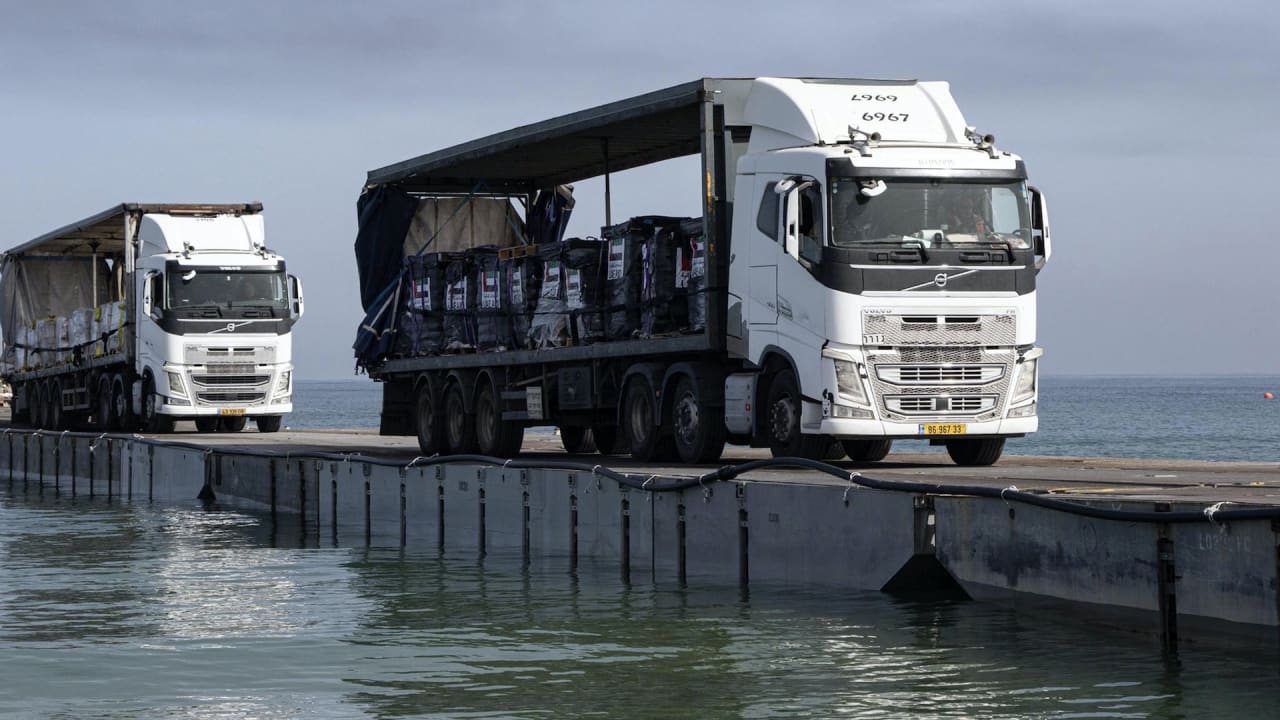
[2,1,1277,379]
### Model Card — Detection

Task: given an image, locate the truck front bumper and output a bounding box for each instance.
[816,414,1038,439]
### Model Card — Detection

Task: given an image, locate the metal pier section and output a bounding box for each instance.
[2,427,1278,648]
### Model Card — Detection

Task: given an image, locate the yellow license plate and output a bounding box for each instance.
[920,423,966,435]
[218,408,247,417]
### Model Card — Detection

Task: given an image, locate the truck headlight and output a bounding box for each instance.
[1012,358,1037,402]
[834,359,867,405]
[166,371,187,397]
[276,370,291,395]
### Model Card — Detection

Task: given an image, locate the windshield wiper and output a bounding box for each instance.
[985,238,1016,263]
[898,240,928,263]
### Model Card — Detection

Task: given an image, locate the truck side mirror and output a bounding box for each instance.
[782,191,799,258]
[1029,186,1051,271]
[288,274,304,319]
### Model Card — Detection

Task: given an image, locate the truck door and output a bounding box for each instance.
[748,179,781,329]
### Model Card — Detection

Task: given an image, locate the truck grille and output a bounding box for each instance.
[885,395,998,415]
[863,312,1016,346]
[197,392,266,404]
[876,364,1004,384]
[192,374,270,386]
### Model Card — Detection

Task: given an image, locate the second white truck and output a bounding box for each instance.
[1,203,303,433]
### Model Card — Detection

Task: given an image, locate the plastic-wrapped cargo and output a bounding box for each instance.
[471,248,510,351]
[97,301,127,356]
[563,239,604,344]
[681,218,707,332]
[601,216,684,340]
[55,317,70,365]
[396,253,452,356]
[442,254,475,351]
[70,307,95,361]
[529,238,604,348]
[641,223,692,337]
[502,250,541,351]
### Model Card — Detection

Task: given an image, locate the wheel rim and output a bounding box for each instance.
[770,393,796,444]
[674,391,699,447]
[113,383,127,420]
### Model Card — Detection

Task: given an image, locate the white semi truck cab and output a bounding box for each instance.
[135,211,302,431]
[725,79,1050,465]
[1,203,304,433]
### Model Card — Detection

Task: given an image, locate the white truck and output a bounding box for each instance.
[357,77,1050,465]
[1,203,303,433]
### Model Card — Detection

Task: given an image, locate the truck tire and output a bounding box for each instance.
[32,382,47,429]
[141,376,175,434]
[766,369,830,460]
[218,416,248,432]
[560,427,596,454]
[96,377,115,430]
[195,417,219,433]
[111,375,135,432]
[414,384,444,454]
[671,376,726,464]
[622,376,676,462]
[443,380,477,454]
[48,380,64,430]
[255,415,283,433]
[475,380,523,457]
[842,438,893,463]
[945,438,1005,466]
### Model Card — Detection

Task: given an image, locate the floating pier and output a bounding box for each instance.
[2,426,1278,648]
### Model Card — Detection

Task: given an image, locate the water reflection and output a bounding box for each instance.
[1,483,1278,719]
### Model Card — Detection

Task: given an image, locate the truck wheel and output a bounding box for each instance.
[443,381,477,454]
[475,380,523,457]
[34,381,49,429]
[559,427,596,454]
[945,438,1005,466]
[766,369,830,460]
[111,375,135,432]
[48,380,65,430]
[96,377,115,430]
[842,438,893,463]
[141,376,175,434]
[195,417,219,433]
[622,376,675,462]
[414,384,444,454]
[671,376,726,464]
[255,415,283,433]
[218,416,248,432]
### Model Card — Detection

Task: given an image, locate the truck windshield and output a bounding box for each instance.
[166,269,288,317]
[830,178,1032,249]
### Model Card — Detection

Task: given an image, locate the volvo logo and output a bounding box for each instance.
[901,269,980,292]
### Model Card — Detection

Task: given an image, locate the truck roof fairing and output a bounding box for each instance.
[4,203,263,259]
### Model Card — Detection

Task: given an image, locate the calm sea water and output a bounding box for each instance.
[0,491,1277,719]
[2,376,1276,718]
[289,376,1280,463]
